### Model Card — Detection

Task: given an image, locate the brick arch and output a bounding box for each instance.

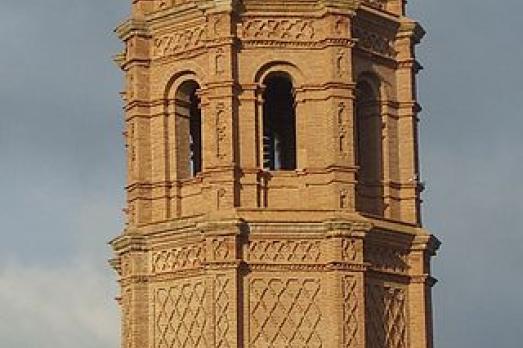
[164,70,203,101]
[355,71,385,217]
[254,61,305,88]
[162,71,205,182]
[356,71,394,103]
[356,71,382,99]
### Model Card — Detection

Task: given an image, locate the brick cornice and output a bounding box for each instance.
[115,18,151,41]
[398,18,426,44]
[412,234,441,255]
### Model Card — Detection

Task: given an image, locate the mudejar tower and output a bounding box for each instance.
[110,0,440,347]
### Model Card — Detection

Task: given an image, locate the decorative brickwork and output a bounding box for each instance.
[362,0,387,11]
[214,275,232,348]
[366,244,409,274]
[366,283,408,348]
[151,244,204,273]
[241,18,316,42]
[210,238,230,261]
[122,288,132,348]
[111,1,439,347]
[154,279,208,348]
[353,27,396,58]
[249,277,323,347]
[343,276,359,348]
[248,240,322,263]
[342,239,358,262]
[153,25,207,59]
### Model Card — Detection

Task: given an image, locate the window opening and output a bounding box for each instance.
[355,80,383,215]
[262,75,296,170]
[176,80,202,179]
[189,88,202,176]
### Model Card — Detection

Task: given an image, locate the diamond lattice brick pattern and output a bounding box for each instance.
[366,284,407,348]
[383,287,407,348]
[249,277,323,348]
[214,275,232,348]
[343,276,359,348]
[155,280,208,348]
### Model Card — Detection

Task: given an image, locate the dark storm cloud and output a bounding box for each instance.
[0,0,521,347]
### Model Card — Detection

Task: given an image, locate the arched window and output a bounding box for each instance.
[188,88,202,176]
[262,74,296,170]
[355,79,383,215]
[175,80,202,178]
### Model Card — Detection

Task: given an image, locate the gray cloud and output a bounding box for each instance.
[0,0,127,263]
[0,0,521,347]
[0,1,126,346]
[0,259,119,348]
[411,1,523,347]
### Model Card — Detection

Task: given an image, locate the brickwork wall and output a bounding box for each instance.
[111,1,439,347]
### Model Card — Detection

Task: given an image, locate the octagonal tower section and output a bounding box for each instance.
[111,1,440,347]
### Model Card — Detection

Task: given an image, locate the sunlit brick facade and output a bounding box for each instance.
[110,0,440,347]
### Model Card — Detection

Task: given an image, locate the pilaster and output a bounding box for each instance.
[395,19,425,225]
[408,234,440,348]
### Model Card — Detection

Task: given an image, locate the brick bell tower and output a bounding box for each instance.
[110,0,440,347]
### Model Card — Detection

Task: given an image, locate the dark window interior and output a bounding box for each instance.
[262,75,296,170]
[189,88,202,176]
[355,79,383,215]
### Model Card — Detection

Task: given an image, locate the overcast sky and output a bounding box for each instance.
[0,0,522,347]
